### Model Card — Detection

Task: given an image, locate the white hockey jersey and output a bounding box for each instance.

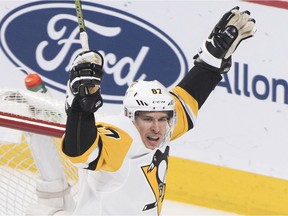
[62,85,202,215]
[74,115,169,215]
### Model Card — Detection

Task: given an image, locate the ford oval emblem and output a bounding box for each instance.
[0,1,188,103]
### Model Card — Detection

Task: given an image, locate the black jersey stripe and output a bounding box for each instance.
[86,136,103,171]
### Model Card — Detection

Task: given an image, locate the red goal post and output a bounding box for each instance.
[0,111,65,138]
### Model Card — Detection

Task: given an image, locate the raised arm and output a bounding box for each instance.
[171,6,256,139]
[62,51,104,157]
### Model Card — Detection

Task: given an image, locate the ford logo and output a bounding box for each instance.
[0,1,188,103]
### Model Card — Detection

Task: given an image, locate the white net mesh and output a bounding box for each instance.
[0,89,79,215]
[0,89,65,123]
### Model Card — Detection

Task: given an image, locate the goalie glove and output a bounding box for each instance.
[65,51,104,114]
[196,6,256,73]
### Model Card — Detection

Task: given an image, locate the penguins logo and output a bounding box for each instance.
[141,146,169,215]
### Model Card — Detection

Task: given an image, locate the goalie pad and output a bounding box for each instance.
[28,133,66,181]
[25,178,75,216]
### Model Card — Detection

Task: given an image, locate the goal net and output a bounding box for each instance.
[0,88,79,215]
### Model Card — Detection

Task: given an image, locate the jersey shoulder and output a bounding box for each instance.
[96,114,138,136]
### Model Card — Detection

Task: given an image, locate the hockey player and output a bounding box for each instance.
[62,7,256,215]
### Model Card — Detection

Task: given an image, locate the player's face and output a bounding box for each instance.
[134,111,170,150]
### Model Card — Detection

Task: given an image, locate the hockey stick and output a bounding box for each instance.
[75,0,89,51]
[74,0,99,94]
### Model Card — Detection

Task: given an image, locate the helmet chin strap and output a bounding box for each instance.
[159,122,174,148]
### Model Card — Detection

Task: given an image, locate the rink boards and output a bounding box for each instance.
[166,156,288,215]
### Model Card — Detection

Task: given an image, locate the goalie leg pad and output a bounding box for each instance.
[26,178,75,216]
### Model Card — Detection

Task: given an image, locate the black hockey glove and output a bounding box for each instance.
[65,51,104,114]
[195,6,256,73]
